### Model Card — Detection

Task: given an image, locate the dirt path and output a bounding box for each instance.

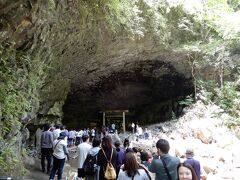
[25,157,78,180]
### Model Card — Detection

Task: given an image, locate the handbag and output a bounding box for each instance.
[102,148,116,180]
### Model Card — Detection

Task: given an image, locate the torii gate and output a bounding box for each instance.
[100,110,129,133]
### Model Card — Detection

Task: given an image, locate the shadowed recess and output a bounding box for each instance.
[62,60,194,128]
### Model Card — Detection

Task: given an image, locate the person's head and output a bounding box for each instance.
[132,147,141,154]
[50,126,54,132]
[132,147,142,163]
[123,138,130,148]
[114,140,121,149]
[125,147,134,154]
[60,125,65,131]
[55,124,60,129]
[156,139,170,155]
[185,148,194,158]
[101,135,113,150]
[123,152,139,177]
[82,134,89,142]
[140,151,149,162]
[177,162,198,180]
[43,123,50,131]
[58,132,67,140]
[92,138,101,147]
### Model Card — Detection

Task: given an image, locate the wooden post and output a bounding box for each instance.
[123,111,126,133]
[103,112,105,126]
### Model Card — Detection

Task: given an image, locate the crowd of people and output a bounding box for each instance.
[130,123,152,140]
[37,123,203,180]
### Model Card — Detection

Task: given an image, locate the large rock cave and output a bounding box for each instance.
[0,0,196,131]
[2,1,240,178]
[62,60,194,129]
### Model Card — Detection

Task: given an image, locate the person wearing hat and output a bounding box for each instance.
[49,131,69,180]
[184,148,201,180]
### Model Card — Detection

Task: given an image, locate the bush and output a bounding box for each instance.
[198,79,240,124]
[0,148,27,177]
[215,82,240,118]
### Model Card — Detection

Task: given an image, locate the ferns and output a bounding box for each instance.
[0,42,46,177]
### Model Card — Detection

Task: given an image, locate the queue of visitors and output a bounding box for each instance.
[37,123,202,180]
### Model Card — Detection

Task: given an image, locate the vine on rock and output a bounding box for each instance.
[0,42,44,177]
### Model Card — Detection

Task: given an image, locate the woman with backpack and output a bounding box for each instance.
[97,136,117,180]
[117,152,151,180]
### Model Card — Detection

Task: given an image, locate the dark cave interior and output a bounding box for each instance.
[62,60,194,130]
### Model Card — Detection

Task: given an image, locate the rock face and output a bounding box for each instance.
[1,1,195,127]
[2,1,239,177]
[0,1,196,176]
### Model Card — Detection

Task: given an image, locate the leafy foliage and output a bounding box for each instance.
[197,80,218,103]
[73,0,143,37]
[0,42,46,177]
[228,0,240,11]
[178,95,194,106]
[0,43,26,136]
[0,148,27,177]
[168,0,240,122]
[215,82,240,118]
[198,80,240,124]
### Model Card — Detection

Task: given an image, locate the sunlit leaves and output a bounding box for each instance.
[228,0,240,11]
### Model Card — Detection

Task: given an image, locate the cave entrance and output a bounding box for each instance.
[101,109,129,133]
[62,60,194,129]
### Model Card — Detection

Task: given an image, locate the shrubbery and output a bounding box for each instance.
[198,80,240,124]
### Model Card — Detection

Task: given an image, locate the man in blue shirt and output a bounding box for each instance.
[41,123,53,174]
[184,148,201,180]
[149,139,180,180]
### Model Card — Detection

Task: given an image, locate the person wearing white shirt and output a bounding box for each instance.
[137,126,143,139]
[77,134,92,179]
[49,132,69,180]
[53,124,61,141]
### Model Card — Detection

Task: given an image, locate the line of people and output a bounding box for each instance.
[38,123,119,180]
[76,136,202,180]
[39,123,202,180]
[39,123,70,180]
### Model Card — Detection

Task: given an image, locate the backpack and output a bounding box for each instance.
[83,154,97,175]
[102,148,116,180]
